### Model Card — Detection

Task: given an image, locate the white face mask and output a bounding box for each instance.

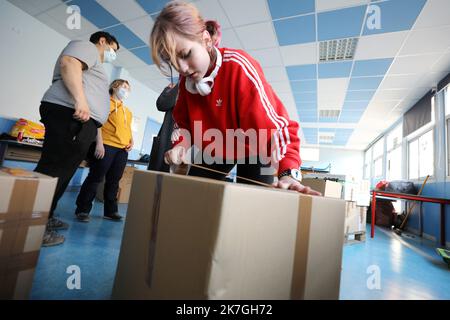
[116,87,129,101]
[103,47,116,63]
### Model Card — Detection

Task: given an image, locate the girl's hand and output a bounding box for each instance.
[273,176,322,195]
[164,146,187,165]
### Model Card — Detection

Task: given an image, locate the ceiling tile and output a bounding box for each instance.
[267,0,315,19]
[37,4,99,40]
[290,80,317,93]
[316,0,369,12]
[362,0,427,36]
[195,0,232,29]
[389,53,443,74]
[96,0,147,22]
[248,47,283,68]
[352,58,393,77]
[114,49,148,69]
[69,0,120,29]
[135,0,170,15]
[379,74,425,90]
[220,28,243,49]
[127,65,165,81]
[414,0,450,29]
[399,26,450,56]
[354,31,408,60]
[372,89,409,101]
[273,14,316,46]
[219,0,271,27]
[269,81,292,94]
[430,52,450,73]
[318,5,366,41]
[7,0,62,16]
[280,42,317,66]
[263,66,289,82]
[103,24,147,49]
[345,90,375,101]
[236,22,278,50]
[318,78,349,109]
[124,16,154,45]
[318,61,353,78]
[286,64,317,81]
[348,76,383,90]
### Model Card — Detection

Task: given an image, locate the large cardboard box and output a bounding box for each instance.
[96,166,135,203]
[113,170,346,300]
[344,201,367,235]
[301,178,343,199]
[0,168,57,299]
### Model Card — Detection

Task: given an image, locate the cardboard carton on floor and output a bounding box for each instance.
[345,201,367,235]
[301,178,343,199]
[96,166,135,203]
[0,168,57,299]
[113,170,346,300]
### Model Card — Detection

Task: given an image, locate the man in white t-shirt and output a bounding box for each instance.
[35,31,120,246]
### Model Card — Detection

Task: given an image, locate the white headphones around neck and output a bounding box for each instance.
[185,46,222,96]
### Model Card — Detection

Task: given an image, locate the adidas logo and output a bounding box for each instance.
[216,99,222,107]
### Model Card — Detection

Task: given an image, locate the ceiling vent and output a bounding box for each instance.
[319,109,341,118]
[319,38,358,62]
[319,132,335,144]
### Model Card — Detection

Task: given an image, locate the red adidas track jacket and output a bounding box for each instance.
[173,47,301,174]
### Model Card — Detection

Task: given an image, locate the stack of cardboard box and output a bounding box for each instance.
[0,168,57,299]
[96,166,135,204]
[301,178,343,199]
[113,170,347,300]
[344,201,367,243]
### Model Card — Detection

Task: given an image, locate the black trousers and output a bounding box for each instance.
[76,144,128,215]
[35,102,98,218]
[188,158,274,186]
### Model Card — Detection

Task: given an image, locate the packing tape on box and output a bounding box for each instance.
[290,196,313,299]
[0,251,40,299]
[0,178,47,258]
[146,174,163,288]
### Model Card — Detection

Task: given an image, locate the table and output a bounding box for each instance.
[371,190,450,246]
[0,138,148,168]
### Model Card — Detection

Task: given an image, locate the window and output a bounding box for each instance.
[374,158,383,177]
[373,139,384,159]
[301,148,320,161]
[409,130,434,180]
[372,138,384,178]
[386,124,402,181]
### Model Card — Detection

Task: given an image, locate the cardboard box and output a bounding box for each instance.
[113,170,346,300]
[0,168,57,299]
[344,201,367,235]
[301,178,343,199]
[96,166,135,204]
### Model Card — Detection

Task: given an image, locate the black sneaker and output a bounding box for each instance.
[103,212,123,221]
[47,217,69,231]
[76,212,90,222]
[42,230,65,247]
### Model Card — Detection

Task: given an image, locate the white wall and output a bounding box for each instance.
[302,147,364,179]
[0,0,69,122]
[0,0,164,153]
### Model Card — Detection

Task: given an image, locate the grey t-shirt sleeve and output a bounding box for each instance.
[61,40,98,69]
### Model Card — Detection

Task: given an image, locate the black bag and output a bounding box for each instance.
[386,180,418,195]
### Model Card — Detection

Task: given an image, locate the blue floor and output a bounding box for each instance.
[31,191,450,300]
